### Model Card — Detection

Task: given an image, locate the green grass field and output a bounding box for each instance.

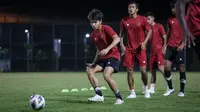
[0,72,200,112]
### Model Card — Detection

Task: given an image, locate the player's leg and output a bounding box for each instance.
[157,52,168,91]
[123,51,136,98]
[103,58,124,105]
[149,54,157,94]
[150,69,156,94]
[87,61,104,102]
[194,38,200,62]
[176,49,186,97]
[163,46,175,96]
[137,50,150,98]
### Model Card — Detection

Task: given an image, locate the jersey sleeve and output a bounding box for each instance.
[143,17,150,31]
[167,19,170,29]
[104,26,117,38]
[120,19,125,36]
[159,24,166,36]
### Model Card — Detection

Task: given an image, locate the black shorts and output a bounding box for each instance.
[95,58,120,73]
[194,36,200,61]
[165,45,185,64]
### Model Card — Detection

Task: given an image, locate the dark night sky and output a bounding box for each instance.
[0,0,173,22]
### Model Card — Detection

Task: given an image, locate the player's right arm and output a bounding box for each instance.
[119,19,126,55]
[159,24,167,54]
[86,48,99,67]
[175,0,195,47]
[166,19,171,43]
[93,48,99,63]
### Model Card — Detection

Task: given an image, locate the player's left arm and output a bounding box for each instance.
[159,24,167,54]
[143,18,152,45]
[99,26,120,56]
[175,0,194,43]
[107,34,120,51]
[159,24,167,47]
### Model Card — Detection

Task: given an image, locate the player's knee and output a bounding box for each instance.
[86,68,94,76]
[127,68,133,74]
[151,69,156,76]
[103,74,111,81]
[140,70,146,75]
[140,67,146,75]
[179,64,185,72]
[164,65,171,72]
[164,70,172,80]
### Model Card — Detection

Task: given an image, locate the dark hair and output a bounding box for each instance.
[170,0,177,8]
[145,12,155,18]
[128,0,139,8]
[87,9,104,21]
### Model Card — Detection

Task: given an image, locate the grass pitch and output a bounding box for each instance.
[0,72,199,112]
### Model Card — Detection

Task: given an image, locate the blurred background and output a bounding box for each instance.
[0,0,199,72]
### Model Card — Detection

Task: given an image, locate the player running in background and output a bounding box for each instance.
[120,1,152,99]
[163,0,186,97]
[176,0,200,61]
[86,9,124,105]
[145,12,167,94]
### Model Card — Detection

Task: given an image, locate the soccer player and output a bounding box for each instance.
[163,0,186,97]
[86,9,124,105]
[145,12,167,94]
[120,1,152,98]
[176,0,200,60]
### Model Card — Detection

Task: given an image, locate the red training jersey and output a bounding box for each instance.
[167,17,183,47]
[90,25,120,61]
[150,23,166,54]
[187,0,200,37]
[120,15,150,51]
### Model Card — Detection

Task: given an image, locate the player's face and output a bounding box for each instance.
[146,16,154,25]
[128,4,138,15]
[171,7,176,14]
[90,20,102,30]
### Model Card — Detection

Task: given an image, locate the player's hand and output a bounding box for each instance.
[162,46,167,55]
[140,42,146,50]
[99,48,109,56]
[86,63,95,68]
[120,45,126,56]
[184,30,195,48]
[177,43,185,52]
[86,63,95,72]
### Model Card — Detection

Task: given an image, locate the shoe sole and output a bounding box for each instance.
[126,97,136,99]
[163,91,175,96]
[88,99,104,102]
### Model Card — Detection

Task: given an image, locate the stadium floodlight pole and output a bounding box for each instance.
[25,29,30,72]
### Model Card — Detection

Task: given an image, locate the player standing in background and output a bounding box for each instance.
[176,0,200,61]
[145,12,167,94]
[120,1,152,99]
[163,0,186,97]
[86,9,124,105]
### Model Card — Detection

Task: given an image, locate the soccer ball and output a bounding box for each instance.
[29,94,45,111]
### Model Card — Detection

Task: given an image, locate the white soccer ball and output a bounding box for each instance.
[29,94,45,111]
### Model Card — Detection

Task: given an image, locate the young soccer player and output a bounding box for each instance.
[145,12,167,94]
[86,9,124,105]
[176,0,200,60]
[163,0,186,97]
[120,1,152,98]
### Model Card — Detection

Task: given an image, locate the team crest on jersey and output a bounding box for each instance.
[126,24,129,26]
[136,23,141,26]
[171,21,174,24]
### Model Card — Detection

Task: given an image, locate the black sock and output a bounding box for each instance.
[115,90,122,100]
[180,71,186,93]
[165,71,173,89]
[94,87,103,96]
